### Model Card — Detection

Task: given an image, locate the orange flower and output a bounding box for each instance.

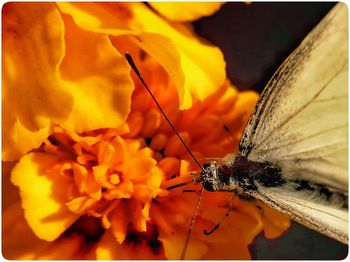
[2,2,290,260]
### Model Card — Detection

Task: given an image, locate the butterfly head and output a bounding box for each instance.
[196,161,221,192]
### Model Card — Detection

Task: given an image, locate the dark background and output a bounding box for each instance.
[194,2,348,259]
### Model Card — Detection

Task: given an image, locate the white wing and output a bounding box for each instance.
[239,3,348,243]
[251,185,348,244]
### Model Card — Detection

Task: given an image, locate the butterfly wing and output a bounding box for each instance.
[250,185,348,244]
[238,3,348,243]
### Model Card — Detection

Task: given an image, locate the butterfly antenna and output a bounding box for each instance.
[204,192,236,235]
[180,187,204,260]
[126,53,205,260]
[125,52,205,174]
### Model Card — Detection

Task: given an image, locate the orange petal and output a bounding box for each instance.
[159,228,208,259]
[260,204,291,239]
[110,200,128,243]
[129,4,226,108]
[58,2,226,109]
[2,3,71,160]
[157,157,181,179]
[2,202,49,259]
[33,233,85,260]
[123,157,157,180]
[57,2,134,35]
[3,201,86,260]
[140,108,162,137]
[129,199,147,232]
[59,13,134,133]
[11,152,80,241]
[96,230,166,259]
[201,238,252,260]
[150,2,224,22]
[164,132,191,157]
[66,196,99,214]
[2,161,20,209]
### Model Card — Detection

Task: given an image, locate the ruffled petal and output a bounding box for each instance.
[57,2,226,109]
[11,153,81,241]
[150,2,224,22]
[2,2,72,160]
[59,13,134,133]
[56,2,134,35]
[129,3,226,108]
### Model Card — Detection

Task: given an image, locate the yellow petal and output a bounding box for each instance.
[59,13,134,132]
[129,3,226,108]
[150,2,224,22]
[3,202,86,260]
[57,2,134,35]
[11,152,80,241]
[58,2,225,109]
[2,114,50,161]
[127,32,190,108]
[2,2,72,160]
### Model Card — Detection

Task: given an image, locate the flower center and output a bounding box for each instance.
[43,125,191,247]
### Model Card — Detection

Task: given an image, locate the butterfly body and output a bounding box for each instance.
[197,3,348,245]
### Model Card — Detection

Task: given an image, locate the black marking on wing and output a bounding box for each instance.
[292,179,348,208]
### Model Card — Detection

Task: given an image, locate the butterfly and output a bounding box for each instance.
[196,2,348,245]
[126,2,348,257]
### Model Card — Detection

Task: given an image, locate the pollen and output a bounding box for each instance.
[109,174,121,185]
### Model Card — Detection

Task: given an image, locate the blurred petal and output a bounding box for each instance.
[11,153,81,241]
[260,204,291,239]
[96,230,165,259]
[2,161,20,209]
[2,201,86,260]
[2,202,49,259]
[33,233,85,260]
[159,228,208,259]
[2,2,72,160]
[150,2,224,22]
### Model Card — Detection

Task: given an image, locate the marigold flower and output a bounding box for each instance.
[2,2,290,260]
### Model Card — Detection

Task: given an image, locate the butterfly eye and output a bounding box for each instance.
[202,163,211,169]
[203,180,215,192]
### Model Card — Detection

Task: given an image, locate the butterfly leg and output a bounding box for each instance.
[203,192,237,235]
